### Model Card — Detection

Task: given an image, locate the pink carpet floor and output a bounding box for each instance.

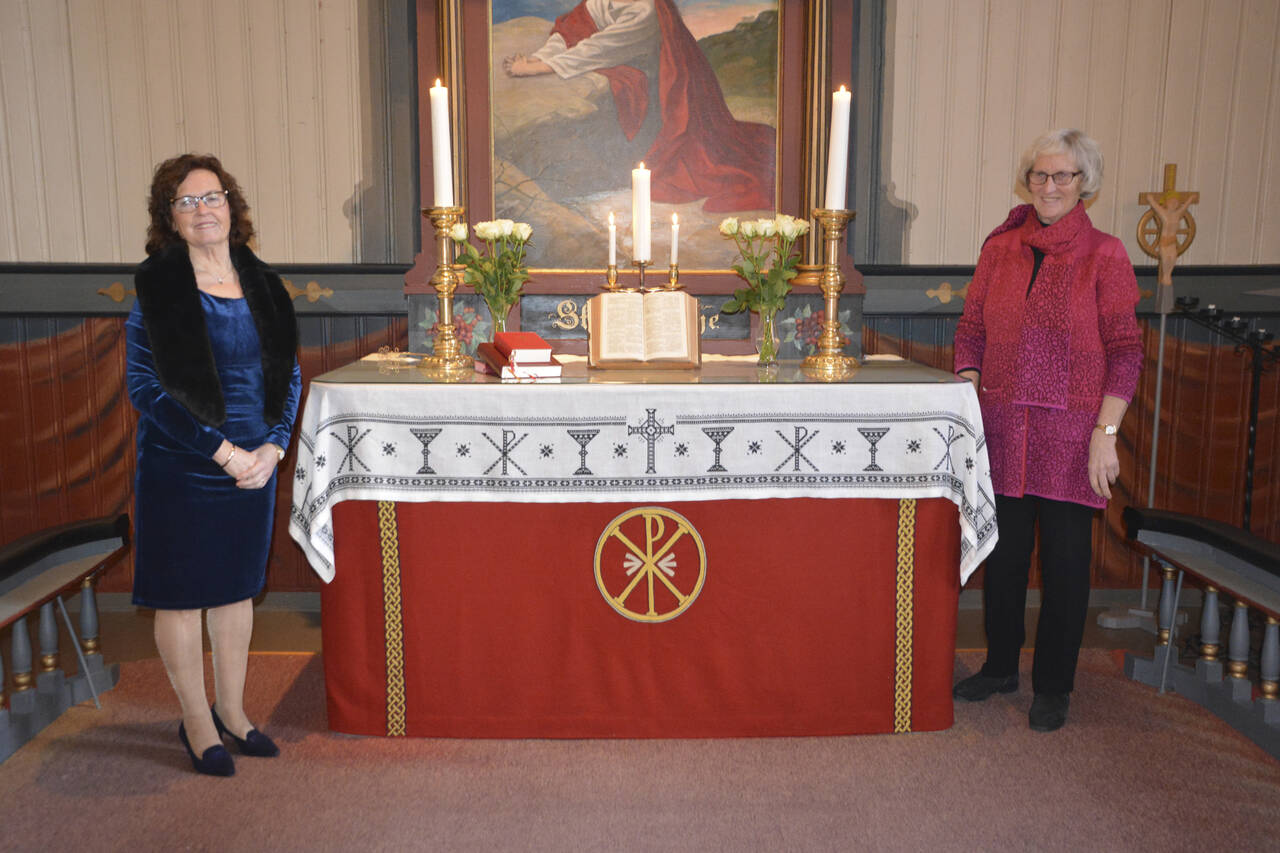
[1,649,1276,852]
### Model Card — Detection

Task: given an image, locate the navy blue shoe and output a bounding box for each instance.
[212,705,280,758]
[178,723,235,777]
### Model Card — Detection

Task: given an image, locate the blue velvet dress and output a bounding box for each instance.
[126,292,302,609]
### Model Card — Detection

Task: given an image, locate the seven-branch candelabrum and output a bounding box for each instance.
[802,208,858,379]
[422,206,471,373]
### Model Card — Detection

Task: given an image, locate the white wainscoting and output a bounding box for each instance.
[0,0,366,263]
[884,0,1280,265]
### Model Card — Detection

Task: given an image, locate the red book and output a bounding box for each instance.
[475,342,561,379]
[493,331,553,364]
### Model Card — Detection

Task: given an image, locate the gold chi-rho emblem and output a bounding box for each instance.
[594,507,707,622]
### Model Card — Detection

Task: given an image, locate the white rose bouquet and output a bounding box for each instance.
[720,214,810,366]
[719,213,810,316]
[451,219,532,332]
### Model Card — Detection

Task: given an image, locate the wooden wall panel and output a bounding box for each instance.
[0,310,1273,592]
[863,314,1280,589]
[67,0,120,261]
[0,314,408,594]
[0,0,370,263]
[884,0,1280,266]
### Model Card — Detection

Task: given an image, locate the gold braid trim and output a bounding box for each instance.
[378,501,407,736]
[893,498,917,733]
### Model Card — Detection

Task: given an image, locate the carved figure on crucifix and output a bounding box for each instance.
[1136,164,1199,312]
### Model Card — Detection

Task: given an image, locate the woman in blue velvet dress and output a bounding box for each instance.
[127,154,301,776]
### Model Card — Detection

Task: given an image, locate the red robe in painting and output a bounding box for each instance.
[550,0,775,212]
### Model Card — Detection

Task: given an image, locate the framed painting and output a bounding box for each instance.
[410,0,856,353]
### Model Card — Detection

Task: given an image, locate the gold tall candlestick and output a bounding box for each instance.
[802,208,858,380]
[421,206,472,374]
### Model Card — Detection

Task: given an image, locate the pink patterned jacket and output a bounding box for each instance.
[954,203,1143,509]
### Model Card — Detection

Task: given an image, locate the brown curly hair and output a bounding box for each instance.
[145,153,256,255]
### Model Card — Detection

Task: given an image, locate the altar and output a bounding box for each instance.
[289,356,997,738]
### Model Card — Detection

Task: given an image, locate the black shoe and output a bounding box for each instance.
[212,705,280,757]
[178,723,235,776]
[1029,693,1070,732]
[952,672,1019,701]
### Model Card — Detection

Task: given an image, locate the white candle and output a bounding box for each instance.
[608,212,617,267]
[631,162,651,262]
[670,213,679,265]
[824,86,852,210]
[429,79,454,207]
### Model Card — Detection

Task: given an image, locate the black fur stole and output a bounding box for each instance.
[133,244,298,427]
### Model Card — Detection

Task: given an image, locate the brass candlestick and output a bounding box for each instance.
[666,263,682,290]
[802,208,857,380]
[421,206,472,374]
[634,259,650,291]
[605,263,620,291]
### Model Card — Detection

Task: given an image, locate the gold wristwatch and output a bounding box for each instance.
[1093,423,1118,436]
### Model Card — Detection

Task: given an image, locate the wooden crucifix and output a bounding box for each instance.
[1137,164,1199,313]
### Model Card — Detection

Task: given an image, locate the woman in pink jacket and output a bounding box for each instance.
[952,129,1143,732]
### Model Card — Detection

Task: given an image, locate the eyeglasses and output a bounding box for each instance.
[1027,170,1082,187]
[171,191,228,213]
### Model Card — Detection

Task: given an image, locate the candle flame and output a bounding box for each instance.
[435,78,443,88]
[672,213,679,225]
[838,85,847,93]
[638,162,646,170]
[608,212,615,226]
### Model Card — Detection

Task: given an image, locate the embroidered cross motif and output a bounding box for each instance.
[410,428,441,474]
[932,425,961,474]
[333,425,371,473]
[701,426,734,472]
[775,425,819,472]
[483,429,529,476]
[628,408,675,474]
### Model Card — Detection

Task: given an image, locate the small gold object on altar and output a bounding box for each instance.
[665,263,682,291]
[801,208,858,380]
[604,263,621,291]
[792,263,822,289]
[419,205,472,375]
[1137,164,1199,312]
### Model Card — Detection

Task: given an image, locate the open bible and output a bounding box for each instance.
[587,291,701,369]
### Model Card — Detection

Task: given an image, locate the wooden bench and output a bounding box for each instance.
[1122,506,1280,760]
[1,514,130,763]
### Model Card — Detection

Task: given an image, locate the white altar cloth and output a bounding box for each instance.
[289,357,997,582]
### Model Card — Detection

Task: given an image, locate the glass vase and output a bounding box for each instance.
[755,308,780,368]
[487,301,510,336]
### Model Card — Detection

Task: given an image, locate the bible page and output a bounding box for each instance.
[598,292,646,361]
[641,291,692,361]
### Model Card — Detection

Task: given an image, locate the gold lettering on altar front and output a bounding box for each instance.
[551,299,588,331]
[548,298,720,336]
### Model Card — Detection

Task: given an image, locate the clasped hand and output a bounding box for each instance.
[221,444,279,490]
[502,53,552,77]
